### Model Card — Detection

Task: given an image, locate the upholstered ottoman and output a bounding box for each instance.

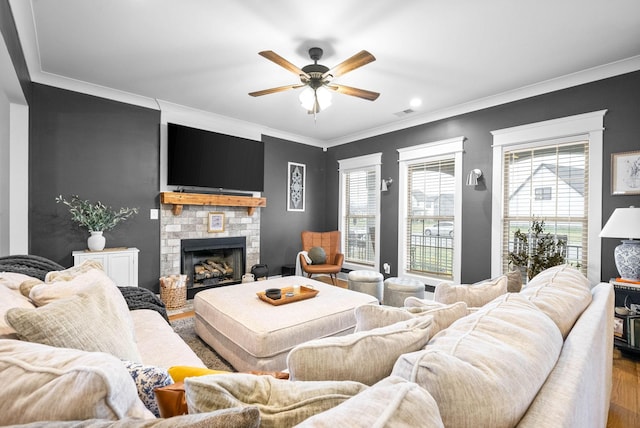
[348,270,384,303]
[383,277,425,307]
[194,276,378,372]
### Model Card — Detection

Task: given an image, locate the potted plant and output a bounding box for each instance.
[508,219,567,281]
[56,195,138,251]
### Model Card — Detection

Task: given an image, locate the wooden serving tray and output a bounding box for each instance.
[257,286,319,306]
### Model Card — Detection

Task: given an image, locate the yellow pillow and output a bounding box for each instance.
[168,366,229,382]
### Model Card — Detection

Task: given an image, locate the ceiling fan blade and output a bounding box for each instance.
[249,84,305,97]
[322,50,376,79]
[327,84,380,101]
[258,51,309,78]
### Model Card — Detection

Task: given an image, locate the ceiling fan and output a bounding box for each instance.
[249,47,380,115]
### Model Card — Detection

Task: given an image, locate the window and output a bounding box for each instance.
[491,110,606,284]
[503,141,588,277]
[398,137,464,285]
[338,153,381,271]
[534,187,552,200]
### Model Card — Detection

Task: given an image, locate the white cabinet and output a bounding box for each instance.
[73,247,139,286]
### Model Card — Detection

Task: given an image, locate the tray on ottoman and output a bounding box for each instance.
[257,285,318,306]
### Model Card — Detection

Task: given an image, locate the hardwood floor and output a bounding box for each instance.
[608,349,640,427]
[167,275,639,425]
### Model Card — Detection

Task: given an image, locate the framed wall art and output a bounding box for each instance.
[612,150,640,195]
[287,162,306,212]
[208,212,225,232]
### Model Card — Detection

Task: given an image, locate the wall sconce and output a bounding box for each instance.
[466,169,483,186]
[381,178,393,192]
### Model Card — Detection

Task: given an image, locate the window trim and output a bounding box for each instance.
[338,153,382,272]
[490,110,606,285]
[397,137,464,286]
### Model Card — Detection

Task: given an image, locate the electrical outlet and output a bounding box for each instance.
[150,209,159,220]
[383,263,391,274]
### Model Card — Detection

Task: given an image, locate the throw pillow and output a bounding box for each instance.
[0,339,151,424]
[519,264,592,338]
[297,376,444,428]
[392,293,563,428]
[0,284,36,337]
[122,360,173,417]
[7,291,142,362]
[44,259,105,282]
[185,373,367,428]
[434,275,508,307]
[168,366,229,383]
[354,301,467,336]
[28,267,138,349]
[308,246,327,264]
[19,277,44,297]
[287,316,433,385]
[506,268,523,292]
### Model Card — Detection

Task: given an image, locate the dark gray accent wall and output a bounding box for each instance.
[0,0,31,102]
[260,135,326,276]
[29,83,161,290]
[325,70,640,283]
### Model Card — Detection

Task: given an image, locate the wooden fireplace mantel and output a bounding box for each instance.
[160,192,267,216]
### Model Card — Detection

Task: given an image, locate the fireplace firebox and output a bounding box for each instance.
[181,237,246,295]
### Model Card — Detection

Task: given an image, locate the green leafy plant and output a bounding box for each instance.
[508,219,567,281]
[55,195,138,232]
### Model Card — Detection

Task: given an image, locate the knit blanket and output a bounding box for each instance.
[119,286,169,323]
[0,254,65,281]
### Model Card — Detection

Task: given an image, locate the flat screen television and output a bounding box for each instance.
[167,123,264,192]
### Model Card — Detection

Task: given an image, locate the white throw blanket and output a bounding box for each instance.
[295,251,312,276]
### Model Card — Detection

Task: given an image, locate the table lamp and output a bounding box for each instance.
[599,206,640,282]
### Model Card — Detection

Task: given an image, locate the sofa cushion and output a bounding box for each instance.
[519,264,592,338]
[288,316,433,385]
[392,293,563,428]
[7,408,261,427]
[6,289,142,362]
[297,376,444,428]
[0,283,35,338]
[0,339,151,424]
[434,275,508,307]
[185,373,367,428]
[122,360,173,417]
[354,301,467,336]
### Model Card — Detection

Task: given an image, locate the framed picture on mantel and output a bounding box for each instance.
[287,162,306,212]
[208,212,224,232]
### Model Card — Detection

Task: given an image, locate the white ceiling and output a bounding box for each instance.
[9,0,640,147]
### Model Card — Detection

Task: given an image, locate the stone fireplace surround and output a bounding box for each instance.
[160,204,260,282]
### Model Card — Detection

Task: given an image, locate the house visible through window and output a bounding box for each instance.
[503,142,589,277]
[490,110,606,284]
[338,153,381,270]
[398,137,463,285]
[406,158,455,279]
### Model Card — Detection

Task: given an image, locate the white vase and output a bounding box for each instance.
[87,231,106,251]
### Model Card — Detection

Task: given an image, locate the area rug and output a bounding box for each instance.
[170,316,235,372]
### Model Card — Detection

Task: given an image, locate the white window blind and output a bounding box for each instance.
[405,157,455,279]
[502,141,589,278]
[343,168,377,266]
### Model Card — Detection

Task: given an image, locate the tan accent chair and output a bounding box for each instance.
[300,230,344,285]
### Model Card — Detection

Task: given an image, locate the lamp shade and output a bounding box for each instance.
[599,206,640,239]
[600,206,640,281]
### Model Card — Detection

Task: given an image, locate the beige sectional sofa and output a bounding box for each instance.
[1,262,613,427]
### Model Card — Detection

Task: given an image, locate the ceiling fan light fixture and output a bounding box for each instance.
[299,86,332,113]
